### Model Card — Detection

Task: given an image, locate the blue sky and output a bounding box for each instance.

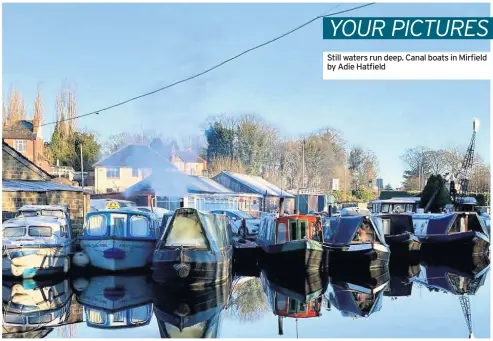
[3,2,490,187]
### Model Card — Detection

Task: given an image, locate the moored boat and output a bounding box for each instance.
[79,209,161,271]
[151,208,234,289]
[373,213,421,254]
[2,216,73,278]
[323,208,390,270]
[256,211,328,276]
[412,212,490,257]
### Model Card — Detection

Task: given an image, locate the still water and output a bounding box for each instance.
[3,259,490,339]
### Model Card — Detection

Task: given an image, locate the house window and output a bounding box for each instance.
[132,168,139,177]
[106,168,120,179]
[14,140,27,153]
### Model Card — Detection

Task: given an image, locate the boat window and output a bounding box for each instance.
[111,214,127,237]
[28,313,54,324]
[87,215,107,236]
[17,211,38,218]
[3,227,26,237]
[406,204,413,212]
[113,311,126,323]
[130,305,151,324]
[381,204,390,213]
[130,215,150,237]
[276,294,288,311]
[299,220,307,239]
[290,221,297,241]
[3,315,25,324]
[353,222,376,243]
[382,219,391,235]
[277,223,287,244]
[28,226,52,237]
[87,309,107,324]
[41,210,65,218]
[165,212,208,247]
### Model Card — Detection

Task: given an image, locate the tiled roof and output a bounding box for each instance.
[2,120,36,139]
[175,151,201,163]
[3,179,84,192]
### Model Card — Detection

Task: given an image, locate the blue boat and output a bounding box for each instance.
[76,275,153,330]
[80,209,161,271]
[152,208,234,289]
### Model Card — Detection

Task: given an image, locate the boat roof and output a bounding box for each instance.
[86,208,155,217]
[18,205,68,212]
[323,216,387,246]
[413,212,487,235]
[328,283,386,318]
[3,216,66,228]
[372,198,420,204]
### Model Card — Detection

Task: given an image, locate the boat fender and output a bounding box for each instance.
[72,278,90,292]
[73,252,90,267]
[174,263,190,278]
[176,303,190,317]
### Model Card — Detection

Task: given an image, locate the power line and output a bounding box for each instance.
[10,2,376,130]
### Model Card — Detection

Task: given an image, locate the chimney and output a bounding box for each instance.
[279,197,285,216]
[32,117,39,135]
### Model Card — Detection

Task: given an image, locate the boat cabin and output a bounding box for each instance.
[371,197,420,214]
[323,215,387,248]
[82,209,161,241]
[84,304,153,329]
[412,212,489,237]
[257,214,323,245]
[156,208,233,252]
[15,204,70,220]
[3,217,72,245]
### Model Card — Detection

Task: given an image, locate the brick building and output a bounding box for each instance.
[2,142,89,236]
[3,119,51,172]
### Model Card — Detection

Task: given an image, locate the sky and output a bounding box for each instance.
[2,2,491,188]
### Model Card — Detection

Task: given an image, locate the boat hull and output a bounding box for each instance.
[151,247,233,290]
[260,239,328,274]
[418,231,490,256]
[385,233,421,257]
[2,245,70,279]
[325,243,390,270]
[80,239,155,271]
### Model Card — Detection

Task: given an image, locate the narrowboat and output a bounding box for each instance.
[326,267,390,319]
[323,208,390,270]
[2,216,73,278]
[153,279,231,338]
[2,278,72,337]
[412,212,490,257]
[152,208,234,289]
[256,212,328,275]
[373,213,421,254]
[79,209,161,271]
[76,275,153,330]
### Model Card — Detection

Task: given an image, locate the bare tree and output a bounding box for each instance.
[6,86,26,124]
[32,86,43,128]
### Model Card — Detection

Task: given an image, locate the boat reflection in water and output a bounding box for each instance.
[326,267,390,318]
[75,275,153,329]
[260,267,328,335]
[153,278,231,338]
[384,258,421,298]
[2,278,72,338]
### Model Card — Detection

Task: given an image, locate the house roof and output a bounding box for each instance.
[2,120,37,139]
[175,151,202,163]
[93,144,177,170]
[2,180,84,192]
[124,173,235,196]
[217,171,294,198]
[2,142,53,180]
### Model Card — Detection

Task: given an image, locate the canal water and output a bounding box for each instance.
[3,261,490,338]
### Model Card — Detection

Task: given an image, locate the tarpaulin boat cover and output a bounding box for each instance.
[323,216,387,247]
[328,284,384,318]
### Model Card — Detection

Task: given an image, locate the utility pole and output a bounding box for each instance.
[344,152,348,201]
[80,143,84,191]
[302,138,306,188]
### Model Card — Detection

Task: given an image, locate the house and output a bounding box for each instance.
[213,171,295,213]
[171,148,207,176]
[2,142,89,236]
[2,119,51,172]
[92,144,178,194]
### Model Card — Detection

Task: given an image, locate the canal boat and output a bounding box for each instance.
[153,279,231,338]
[152,208,234,289]
[412,212,490,257]
[326,267,390,319]
[256,212,328,275]
[370,197,421,214]
[2,278,72,336]
[2,216,73,278]
[79,209,161,271]
[374,213,421,254]
[76,275,153,329]
[384,258,421,298]
[323,208,390,270]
